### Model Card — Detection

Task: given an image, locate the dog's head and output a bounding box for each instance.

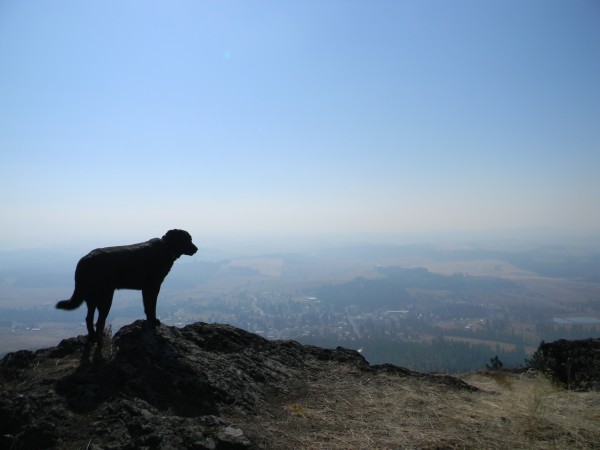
[162,229,198,258]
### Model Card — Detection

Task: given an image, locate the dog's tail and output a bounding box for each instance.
[56,288,85,310]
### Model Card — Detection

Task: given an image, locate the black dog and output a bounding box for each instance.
[56,229,198,342]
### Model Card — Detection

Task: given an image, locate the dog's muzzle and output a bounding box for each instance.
[186,244,198,256]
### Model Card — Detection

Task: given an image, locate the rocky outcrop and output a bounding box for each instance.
[0,321,477,449]
[536,338,600,390]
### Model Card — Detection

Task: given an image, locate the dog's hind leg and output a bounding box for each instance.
[85,299,97,342]
[95,290,114,345]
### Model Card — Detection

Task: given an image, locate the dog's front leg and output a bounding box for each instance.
[142,286,161,326]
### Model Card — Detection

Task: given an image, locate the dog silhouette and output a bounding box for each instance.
[56,229,198,342]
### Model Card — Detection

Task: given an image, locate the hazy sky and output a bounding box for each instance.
[1,1,599,249]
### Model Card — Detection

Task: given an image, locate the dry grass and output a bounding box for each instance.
[227,365,600,449]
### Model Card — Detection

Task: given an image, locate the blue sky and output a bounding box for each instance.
[1,1,599,249]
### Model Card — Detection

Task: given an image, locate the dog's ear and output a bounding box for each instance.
[162,229,190,242]
[163,229,178,241]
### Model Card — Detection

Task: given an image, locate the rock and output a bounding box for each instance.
[0,320,475,449]
[371,363,479,391]
[537,338,600,390]
[217,425,251,449]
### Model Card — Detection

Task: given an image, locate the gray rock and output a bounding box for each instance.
[0,320,473,449]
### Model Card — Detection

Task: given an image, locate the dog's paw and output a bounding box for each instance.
[147,318,161,327]
[86,333,97,345]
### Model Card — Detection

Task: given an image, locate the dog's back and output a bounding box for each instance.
[76,238,174,291]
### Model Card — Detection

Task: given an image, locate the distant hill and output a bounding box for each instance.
[2,322,600,448]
